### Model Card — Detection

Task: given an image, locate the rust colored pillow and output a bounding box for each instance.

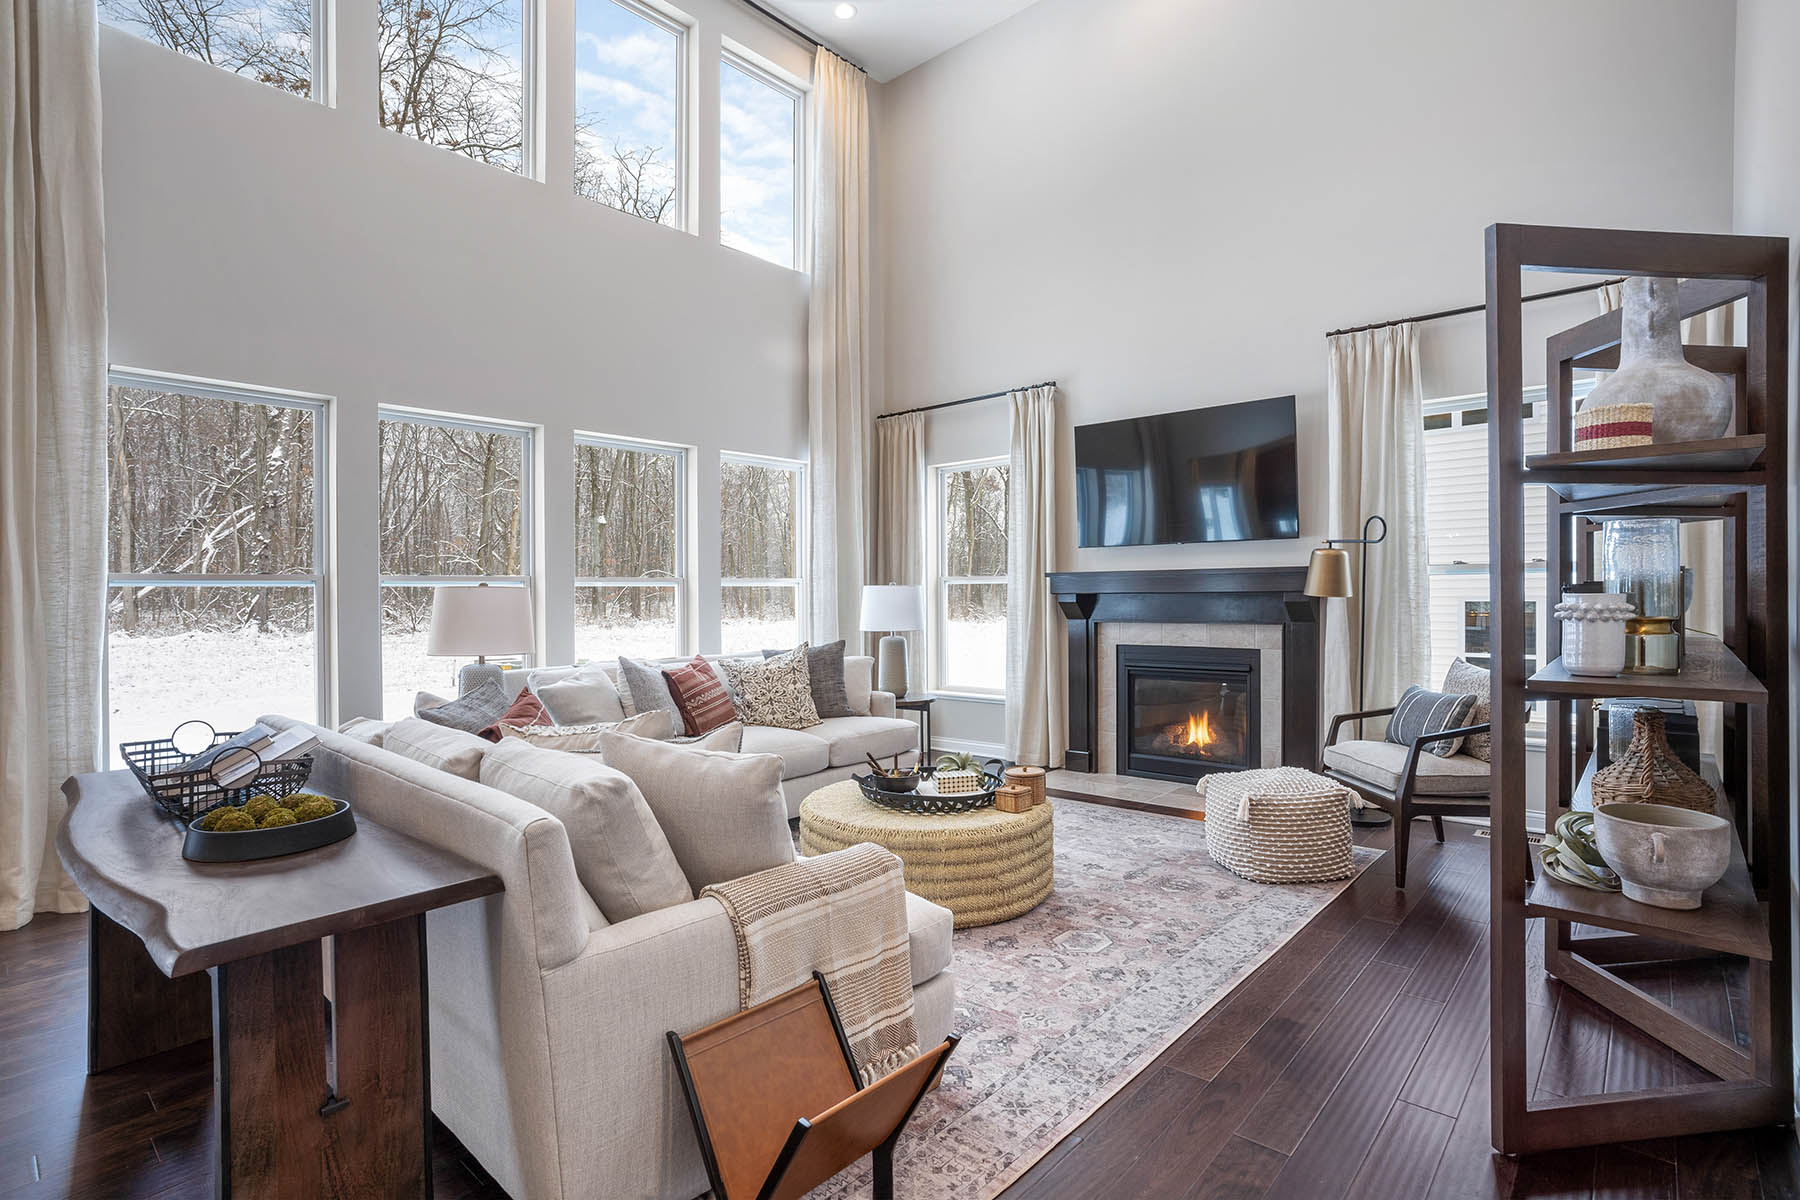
[661,656,739,736]
[479,686,553,742]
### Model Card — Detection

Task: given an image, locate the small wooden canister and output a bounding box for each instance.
[1004,766,1047,808]
[994,784,1034,814]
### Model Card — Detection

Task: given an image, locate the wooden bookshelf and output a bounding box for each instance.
[1525,637,1769,705]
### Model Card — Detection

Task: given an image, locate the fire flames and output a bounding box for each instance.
[1171,710,1218,753]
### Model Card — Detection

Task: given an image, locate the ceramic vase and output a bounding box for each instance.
[1553,592,1632,676]
[1579,276,1732,442]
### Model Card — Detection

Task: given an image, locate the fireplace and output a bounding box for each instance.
[1117,645,1260,782]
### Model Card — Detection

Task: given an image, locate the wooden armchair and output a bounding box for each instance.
[1319,707,1525,888]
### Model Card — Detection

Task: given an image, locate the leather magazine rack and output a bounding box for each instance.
[666,973,959,1200]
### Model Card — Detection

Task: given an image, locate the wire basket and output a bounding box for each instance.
[120,720,315,824]
[855,770,1005,814]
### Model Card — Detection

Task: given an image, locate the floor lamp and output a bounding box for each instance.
[1305,514,1389,828]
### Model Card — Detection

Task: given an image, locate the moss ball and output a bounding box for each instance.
[196,807,229,831]
[211,809,257,833]
[258,808,297,829]
[291,797,337,823]
[242,795,280,823]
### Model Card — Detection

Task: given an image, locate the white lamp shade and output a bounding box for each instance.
[860,584,925,632]
[428,584,535,657]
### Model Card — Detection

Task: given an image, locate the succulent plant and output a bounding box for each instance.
[934,751,980,773]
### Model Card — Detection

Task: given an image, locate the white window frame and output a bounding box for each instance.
[99,0,334,105]
[103,368,334,746]
[719,450,806,650]
[576,0,693,232]
[929,456,1008,698]
[573,432,690,657]
[377,409,538,690]
[719,44,806,271]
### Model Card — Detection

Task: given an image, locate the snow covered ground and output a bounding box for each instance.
[942,618,1007,692]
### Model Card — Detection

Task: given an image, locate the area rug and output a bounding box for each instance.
[807,799,1379,1200]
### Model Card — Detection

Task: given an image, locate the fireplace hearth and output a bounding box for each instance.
[1118,645,1260,782]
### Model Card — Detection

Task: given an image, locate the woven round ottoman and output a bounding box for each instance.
[1200,767,1355,884]
[798,780,1054,928]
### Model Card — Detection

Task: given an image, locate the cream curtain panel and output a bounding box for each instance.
[871,412,924,589]
[1004,386,1065,767]
[1323,324,1432,730]
[805,48,871,644]
[2,0,107,929]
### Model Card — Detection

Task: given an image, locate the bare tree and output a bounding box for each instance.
[100,0,313,94]
[574,136,677,224]
[377,0,524,169]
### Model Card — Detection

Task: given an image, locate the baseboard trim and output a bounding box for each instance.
[929,735,1006,761]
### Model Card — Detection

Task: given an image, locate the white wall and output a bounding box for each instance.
[99,0,815,722]
[873,0,1739,748]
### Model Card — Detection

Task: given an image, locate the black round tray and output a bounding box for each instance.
[182,798,356,863]
[854,771,1005,814]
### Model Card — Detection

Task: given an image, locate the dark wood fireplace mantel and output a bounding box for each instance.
[1049,567,1322,773]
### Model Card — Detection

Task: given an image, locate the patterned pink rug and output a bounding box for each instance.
[809,798,1378,1199]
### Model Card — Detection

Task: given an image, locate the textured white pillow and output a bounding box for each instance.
[535,666,627,725]
[494,708,673,754]
[335,717,392,747]
[844,656,874,716]
[383,718,492,780]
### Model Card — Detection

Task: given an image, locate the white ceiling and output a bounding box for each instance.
[760,0,1042,82]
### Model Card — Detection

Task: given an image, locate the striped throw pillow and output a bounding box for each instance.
[1385,686,1479,758]
[661,656,739,737]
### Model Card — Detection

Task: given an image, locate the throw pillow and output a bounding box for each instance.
[1441,658,1493,762]
[478,688,553,742]
[763,639,853,718]
[843,654,874,715]
[535,667,627,725]
[618,656,682,722]
[1385,686,1480,758]
[416,679,511,735]
[670,720,744,752]
[335,717,391,746]
[662,656,739,736]
[721,646,821,730]
[479,739,692,922]
[596,730,792,890]
[494,708,674,754]
[384,718,492,780]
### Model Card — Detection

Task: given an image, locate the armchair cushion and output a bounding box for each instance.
[1385,686,1479,757]
[1324,739,1491,798]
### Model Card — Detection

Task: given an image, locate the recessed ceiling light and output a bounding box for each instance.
[834,3,856,18]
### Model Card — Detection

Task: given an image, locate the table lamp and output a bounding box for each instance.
[860,584,925,699]
[428,583,535,696]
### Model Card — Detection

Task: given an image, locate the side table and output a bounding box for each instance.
[894,695,934,762]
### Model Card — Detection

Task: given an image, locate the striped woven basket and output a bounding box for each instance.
[1200,767,1355,884]
[1573,402,1654,451]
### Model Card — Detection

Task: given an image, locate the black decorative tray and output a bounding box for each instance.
[854,770,1006,814]
[183,797,356,863]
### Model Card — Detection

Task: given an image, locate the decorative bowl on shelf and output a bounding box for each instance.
[1593,802,1730,910]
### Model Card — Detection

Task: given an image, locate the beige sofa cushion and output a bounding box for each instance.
[335,716,391,746]
[811,715,920,768]
[904,891,953,988]
[384,717,493,780]
[596,731,793,889]
[1324,739,1491,798]
[480,739,693,921]
[844,655,874,716]
[739,724,831,778]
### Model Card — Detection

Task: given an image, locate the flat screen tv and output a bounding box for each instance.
[1074,395,1300,547]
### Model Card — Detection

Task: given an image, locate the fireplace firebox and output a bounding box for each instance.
[1117,644,1260,782]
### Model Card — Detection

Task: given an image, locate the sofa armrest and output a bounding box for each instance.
[870,689,898,718]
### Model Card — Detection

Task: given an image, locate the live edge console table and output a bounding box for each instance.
[56,769,502,1199]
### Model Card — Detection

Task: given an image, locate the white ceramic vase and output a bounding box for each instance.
[1579,276,1732,442]
[1594,802,1730,910]
[1554,592,1633,677]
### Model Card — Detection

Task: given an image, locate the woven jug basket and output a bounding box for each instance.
[1591,709,1716,814]
[1201,767,1355,884]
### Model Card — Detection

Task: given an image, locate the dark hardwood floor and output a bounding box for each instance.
[1,813,1792,1199]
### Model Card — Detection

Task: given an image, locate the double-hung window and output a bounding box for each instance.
[105,371,329,760]
[378,411,534,717]
[574,435,686,661]
[719,49,802,269]
[931,460,1009,695]
[573,0,688,227]
[719,453,804,653]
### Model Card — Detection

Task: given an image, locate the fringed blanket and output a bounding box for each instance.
[701,843,919,1084]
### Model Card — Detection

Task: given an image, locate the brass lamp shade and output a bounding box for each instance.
[1304,546,1353,598]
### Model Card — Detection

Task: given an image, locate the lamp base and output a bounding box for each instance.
[1349,807,1393,829]
[877,634,910,699]
[458,661,505,697]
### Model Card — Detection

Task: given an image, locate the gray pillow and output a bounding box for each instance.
[1441,658,1492,762]
[1385,686,1479,758]
[537,668,627,725]
[597,731,792,890]
[763,639,853,718]
[416,679,510,734]
[617,657,681,721]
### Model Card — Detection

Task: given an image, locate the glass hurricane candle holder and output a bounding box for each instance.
[1602,517,1682,674]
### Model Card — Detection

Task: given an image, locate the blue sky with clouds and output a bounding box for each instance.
[720,59,798,268]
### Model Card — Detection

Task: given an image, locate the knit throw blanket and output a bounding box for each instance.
[701,843,919,1085]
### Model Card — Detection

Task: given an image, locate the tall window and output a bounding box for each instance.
[574,436,685,660]
[99,0,319,98]
[573,0,686,227]
[720,51,801,269]
[720,454,803,654]
[105,373,327,759]
[379,0,526,172]
[932,460,1008,695]
[379,412,533,717]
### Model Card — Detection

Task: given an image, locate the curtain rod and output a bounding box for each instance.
[736,0,869,75]
[1324,277,1626,339]
[878,381,1058,421]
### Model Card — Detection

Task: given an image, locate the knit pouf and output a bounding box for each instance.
[1201,767,1355,884]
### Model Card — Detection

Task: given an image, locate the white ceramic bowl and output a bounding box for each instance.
[1593,802,1729,910]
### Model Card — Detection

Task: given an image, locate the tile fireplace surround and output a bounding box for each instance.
[1049,568,1322,777]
